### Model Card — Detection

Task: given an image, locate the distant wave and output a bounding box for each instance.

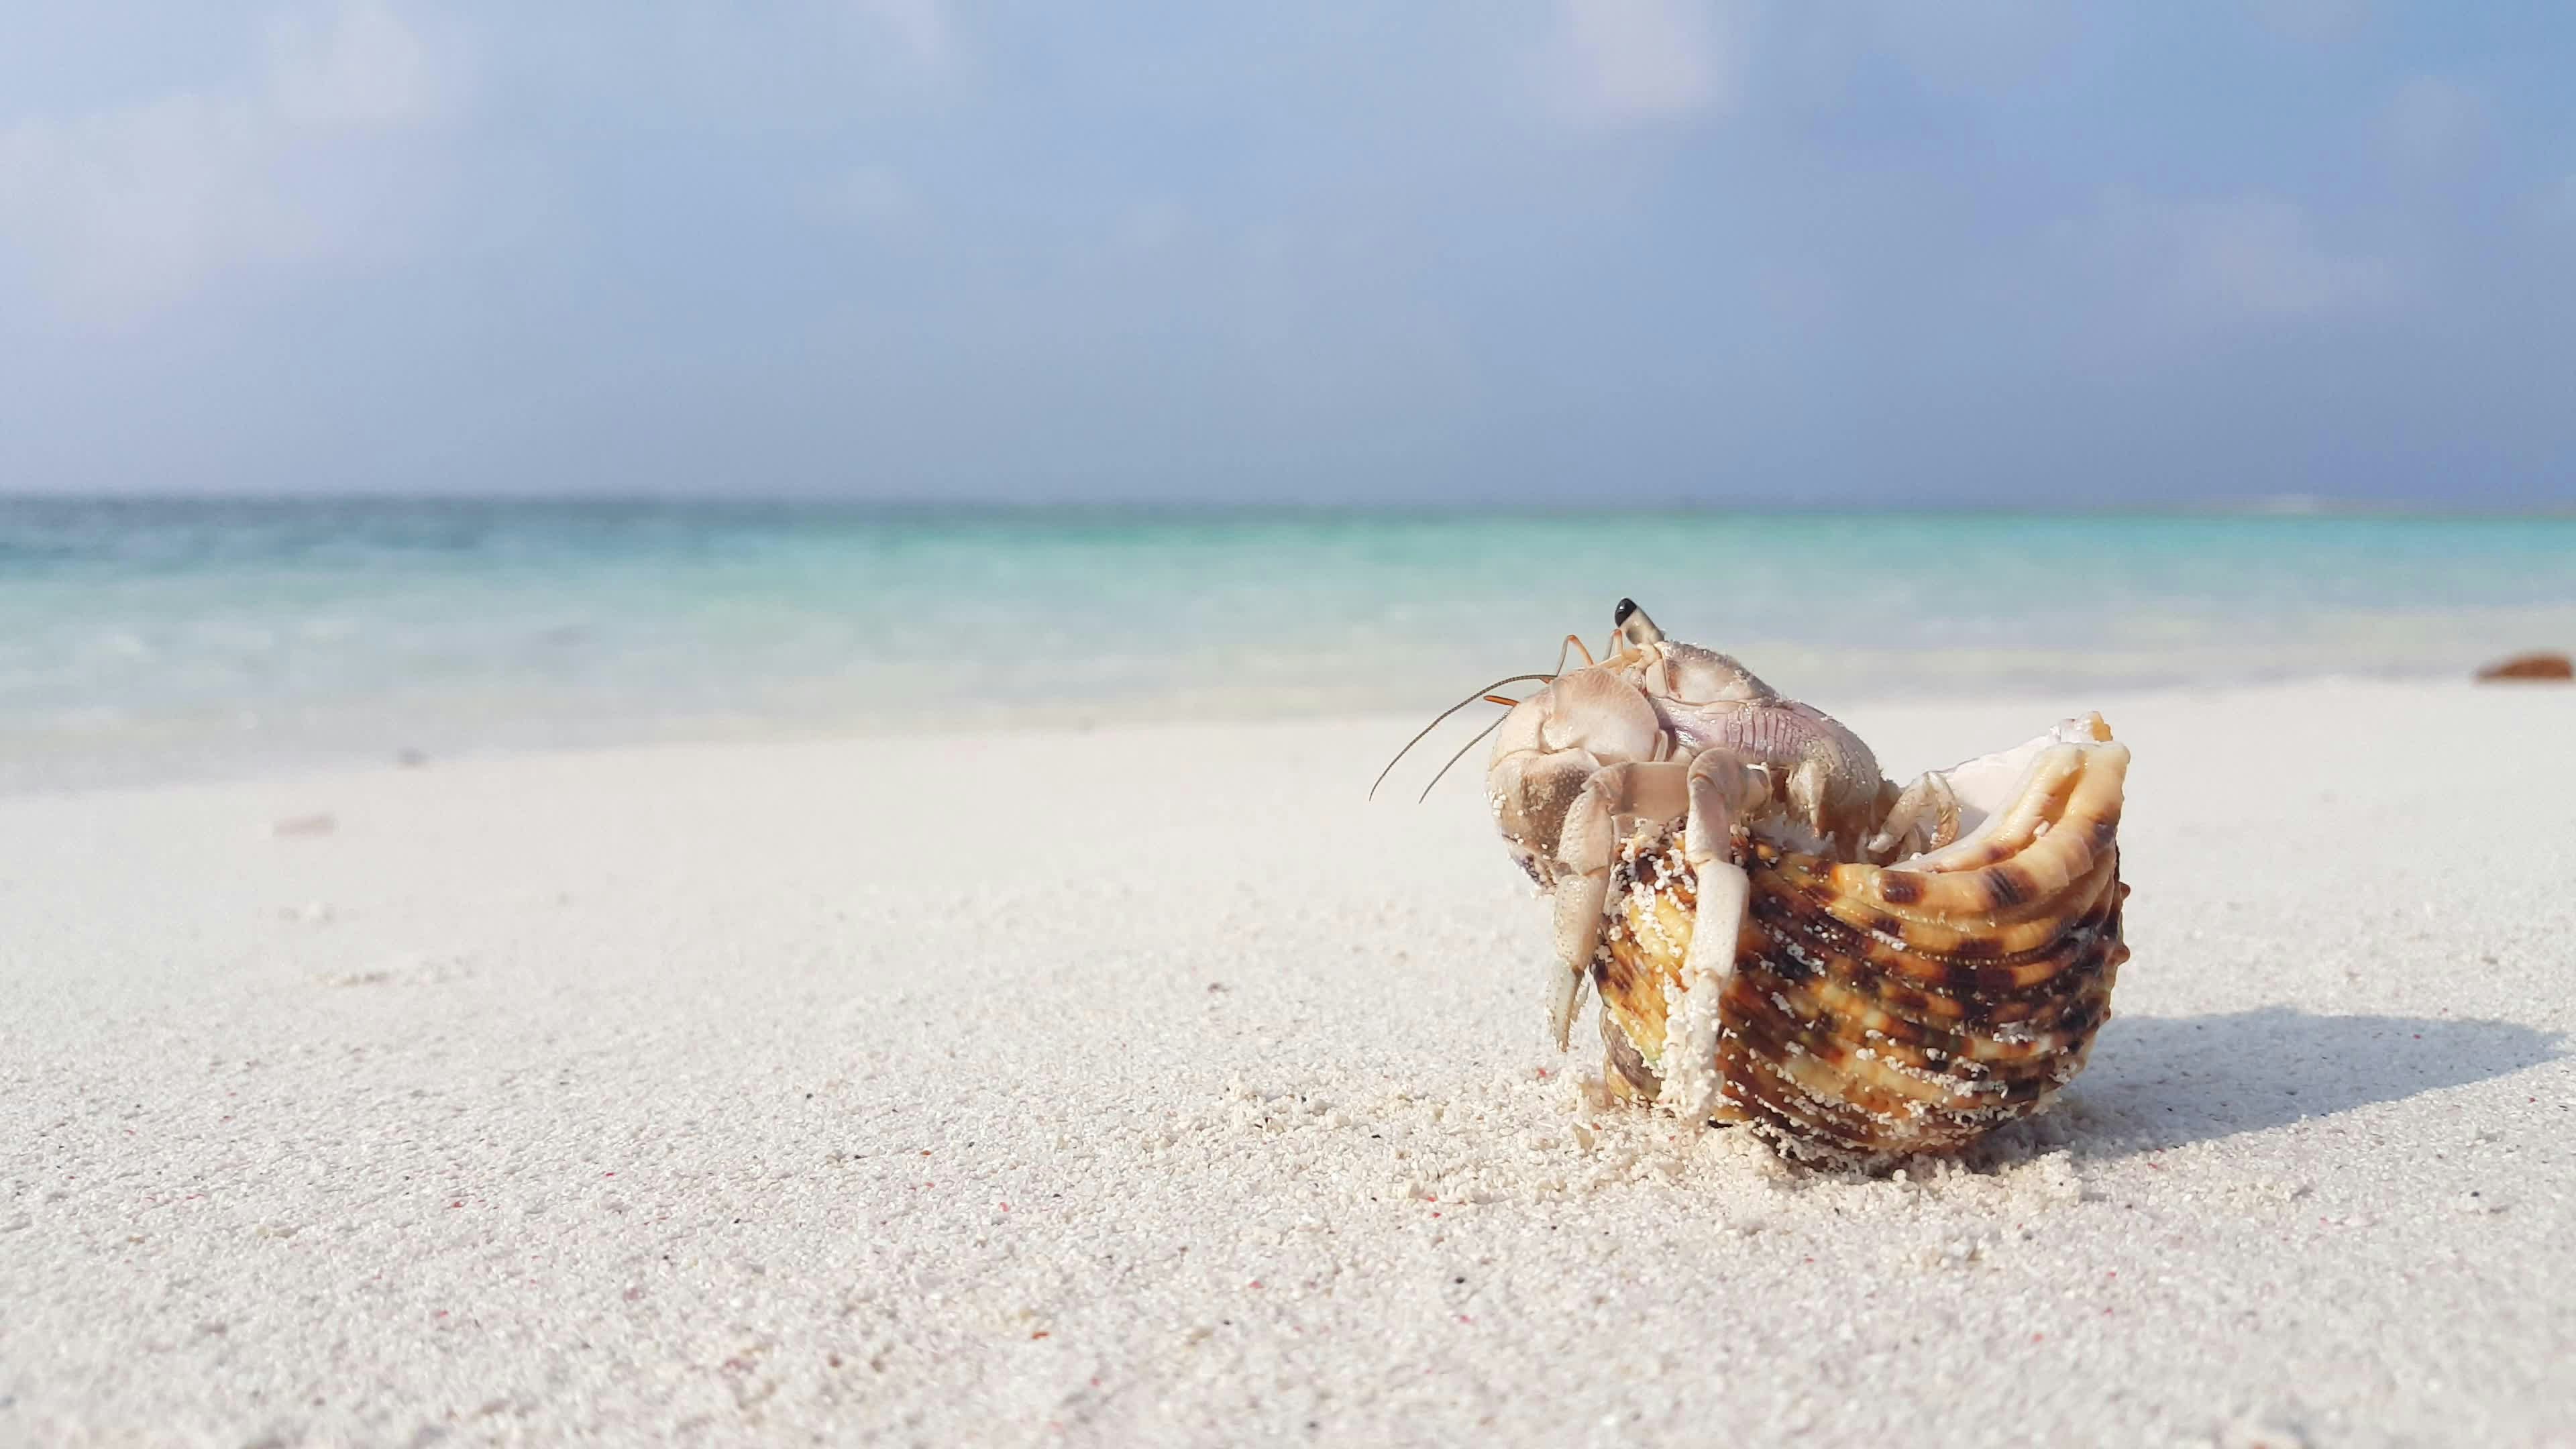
[2,499,2570,790]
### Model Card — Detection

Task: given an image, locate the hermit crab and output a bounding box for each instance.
[1379,600,2132,1165]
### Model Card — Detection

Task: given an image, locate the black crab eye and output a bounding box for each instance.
[1613,598,1638,627]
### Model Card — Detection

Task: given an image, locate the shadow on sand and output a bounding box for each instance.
[2053,1007,2563,1161]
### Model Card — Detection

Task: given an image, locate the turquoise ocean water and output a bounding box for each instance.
[3,499,2571,790]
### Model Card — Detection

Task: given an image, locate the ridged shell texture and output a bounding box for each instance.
[1595,739,2131,1165]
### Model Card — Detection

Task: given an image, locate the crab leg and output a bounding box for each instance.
[1658,749,1771,1122]
[1867,769,1961,861]
[1546,760,1688,1049]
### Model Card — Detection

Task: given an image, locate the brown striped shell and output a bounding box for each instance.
[1592,725,2131,1166]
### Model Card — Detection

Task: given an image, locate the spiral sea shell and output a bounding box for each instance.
[1592,718,2132,1166]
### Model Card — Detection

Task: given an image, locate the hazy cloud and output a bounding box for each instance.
[2080,191,2393,321]
[0,1,458,325]
[1,3,2567,503]
[266,0,452,126]
[2178,199,2390,315]
[1553,0,1750,125]
[2381,76,2489,170]
[854,0,951,68]
[0,95,293,320]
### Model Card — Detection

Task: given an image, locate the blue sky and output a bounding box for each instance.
[1,1,2570,505]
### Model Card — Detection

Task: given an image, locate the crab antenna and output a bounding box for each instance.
[1415,708,1517,803]
[1367,673,1555,800]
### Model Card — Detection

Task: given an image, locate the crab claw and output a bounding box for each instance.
[1869,769,1961,860]
[1545,759,1691,1050]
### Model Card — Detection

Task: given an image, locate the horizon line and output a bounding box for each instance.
[1,492,2572,522]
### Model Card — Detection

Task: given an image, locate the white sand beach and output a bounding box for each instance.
[3,680,2570,1447]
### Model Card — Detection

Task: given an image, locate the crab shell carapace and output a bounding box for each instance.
[1593,718,2131,1165]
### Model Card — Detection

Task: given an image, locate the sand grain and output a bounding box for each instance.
[2,683,2569,1446]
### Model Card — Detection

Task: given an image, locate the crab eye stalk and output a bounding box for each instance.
[1611,598,1664,647]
